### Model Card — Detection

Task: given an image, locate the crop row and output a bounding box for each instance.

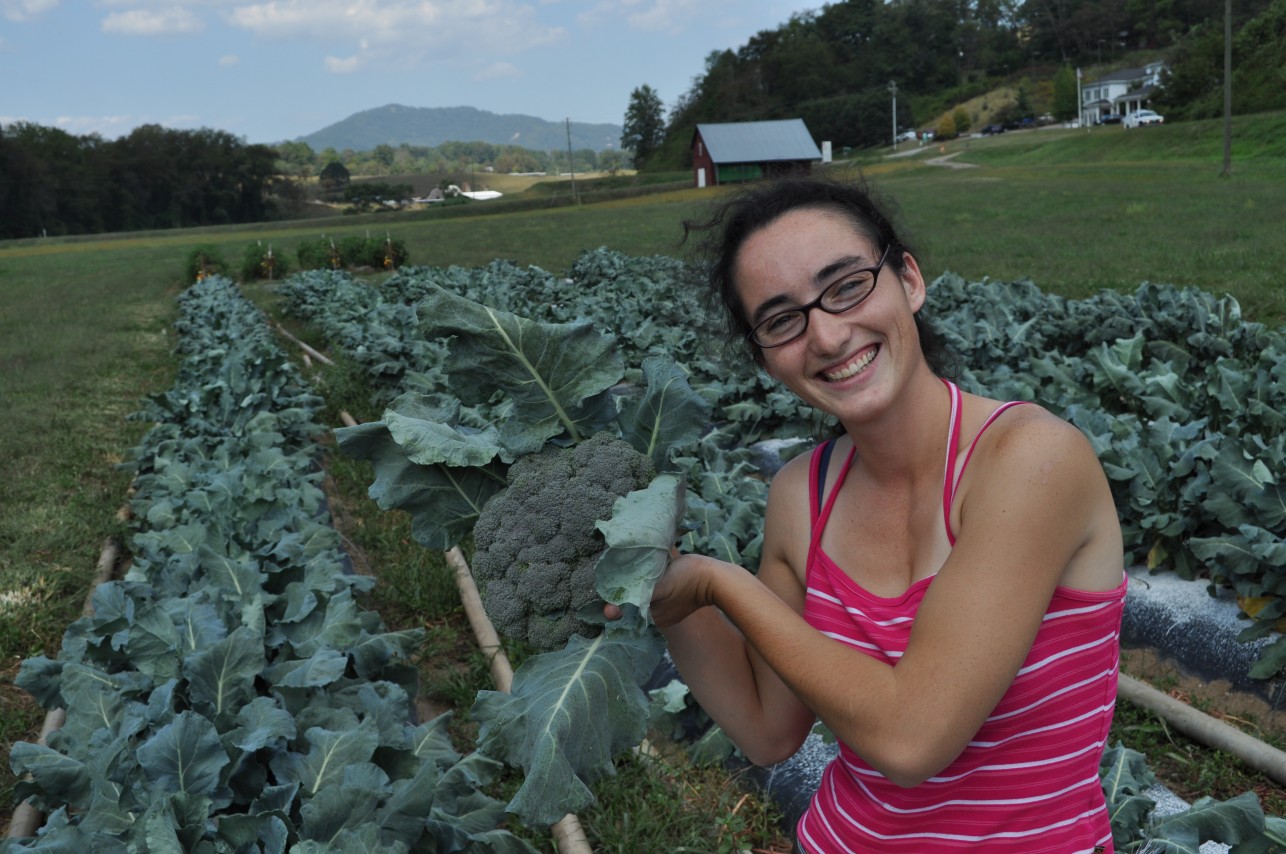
[5,277,536,852]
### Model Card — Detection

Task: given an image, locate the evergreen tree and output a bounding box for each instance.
[621,84,666,169]
[1053,66,1080,120]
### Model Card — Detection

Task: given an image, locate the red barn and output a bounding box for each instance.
[691,119,823,188]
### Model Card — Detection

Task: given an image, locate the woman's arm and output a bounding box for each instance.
[656,410,1121,786]
[655,454,818,766]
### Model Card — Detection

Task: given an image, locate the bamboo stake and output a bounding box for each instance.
[275,322,334,366]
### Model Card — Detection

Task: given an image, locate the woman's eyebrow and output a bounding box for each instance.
[750,254,875,324]
[814,254,873,284]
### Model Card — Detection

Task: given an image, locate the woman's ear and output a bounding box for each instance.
[898,252,928,313]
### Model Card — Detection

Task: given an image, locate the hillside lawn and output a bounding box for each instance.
[3,110,1285,841]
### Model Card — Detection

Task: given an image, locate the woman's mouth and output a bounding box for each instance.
[821,347,877,382]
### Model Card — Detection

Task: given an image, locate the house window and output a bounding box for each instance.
[698,142,704,157]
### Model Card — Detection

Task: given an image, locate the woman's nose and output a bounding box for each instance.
[805,307,851,353]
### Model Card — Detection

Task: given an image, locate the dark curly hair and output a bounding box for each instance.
[683,173,956,379]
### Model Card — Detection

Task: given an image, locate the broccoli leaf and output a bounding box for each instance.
[616,355,711,473]
[335,418,508,550]
[135,711,231,801]
[383,392,512,467]
[470,614,665,827]
[594,474,685,621]
[417,286,623,443]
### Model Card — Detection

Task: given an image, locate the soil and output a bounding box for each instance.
[1122,644,1286,736]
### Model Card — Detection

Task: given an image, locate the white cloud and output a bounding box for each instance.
[50,114,141,136]
[578,0,702,33]
[1,0,58,23]
[474,61,520,81]
[218,53,239,65]
[224,0,565,57]
[623,0,702,33]
[0,112,206,138]
[102,7,205,35]
[324,53,362,73]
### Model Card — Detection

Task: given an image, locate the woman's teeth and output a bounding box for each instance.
[823,349,876,381]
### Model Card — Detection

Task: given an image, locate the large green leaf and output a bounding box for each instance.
[594,474,685,620]
[336,418,507,550]
[135,711,230,801]
[9,742,92,810]
[382,392,512,467]
[183,625,264,719]
[227,696,297,753]
[270,720,381,796]
[616,356,712,472]
[418,286,623,442]
[470,616,665,827]
[1148,792,1265,851]
[1101,742,1157,846]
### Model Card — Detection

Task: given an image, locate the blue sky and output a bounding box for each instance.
[1,0,814,146]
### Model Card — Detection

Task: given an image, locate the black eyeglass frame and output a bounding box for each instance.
[748,244,893,349]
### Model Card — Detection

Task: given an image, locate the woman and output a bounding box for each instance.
[653,176,1126,852]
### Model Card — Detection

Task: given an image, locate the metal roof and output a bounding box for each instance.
[695,119,822,164]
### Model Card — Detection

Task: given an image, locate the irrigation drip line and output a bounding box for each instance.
[1118,673,1286,786]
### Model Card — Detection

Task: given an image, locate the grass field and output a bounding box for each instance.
[3,110,1284,839]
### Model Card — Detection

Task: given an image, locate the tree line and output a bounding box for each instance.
[0,124,632,239]
[275,139,627,183]
[0,123,284,240]
[622,0,1285,169]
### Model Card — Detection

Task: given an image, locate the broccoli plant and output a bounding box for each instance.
[472,433,657,652]
[335,284,707,826]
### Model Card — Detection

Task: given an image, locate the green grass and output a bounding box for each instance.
[3,111,1284,835]
[0,243,178,826]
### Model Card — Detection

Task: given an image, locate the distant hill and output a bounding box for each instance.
[297,104,623,153]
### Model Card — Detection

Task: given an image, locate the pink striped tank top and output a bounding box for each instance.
[796,380,1126,853]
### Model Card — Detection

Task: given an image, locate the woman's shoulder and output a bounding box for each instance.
[762,437,844,520]
[769,437,843,489]
[963,399,1111,501]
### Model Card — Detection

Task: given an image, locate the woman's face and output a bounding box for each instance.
[732,207,928,422]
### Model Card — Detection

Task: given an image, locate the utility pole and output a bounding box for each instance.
[1220,0,1233,177]
[566,118,579,204]
[888,81,898,150]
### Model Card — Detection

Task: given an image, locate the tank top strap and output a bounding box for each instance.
[940,379,963,541]
[943,388,1031,546]
[807,439,858,571]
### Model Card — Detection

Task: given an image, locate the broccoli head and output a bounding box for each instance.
[471,432,657,652]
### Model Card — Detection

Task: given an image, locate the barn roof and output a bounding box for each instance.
[695,119,821,164]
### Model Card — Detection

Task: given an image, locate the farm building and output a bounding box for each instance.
[691,119,823,188]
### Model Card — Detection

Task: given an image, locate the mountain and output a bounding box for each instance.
[297,104,623,153]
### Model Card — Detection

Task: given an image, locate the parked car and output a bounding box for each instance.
[896,129,918,142]
[1123,109,1165,128]
[981,123,1005,135]
[1099,113,1123,125]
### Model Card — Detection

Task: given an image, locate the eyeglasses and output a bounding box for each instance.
[749,245,892,348]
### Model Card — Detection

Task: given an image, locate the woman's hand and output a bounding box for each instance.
[601,551,720,627]
[648,553,719,628]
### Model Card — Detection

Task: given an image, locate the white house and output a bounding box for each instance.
[1081,61,1166,125]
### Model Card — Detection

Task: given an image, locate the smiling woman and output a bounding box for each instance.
[651,175,1128,853]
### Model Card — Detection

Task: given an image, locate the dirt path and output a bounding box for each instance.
[924,150,978,169]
